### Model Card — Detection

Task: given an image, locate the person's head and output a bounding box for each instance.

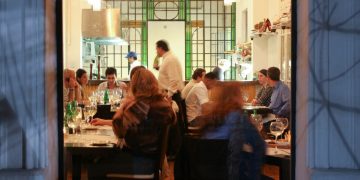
[130,68,160,98]
[63,69,76,88]
[257,69,268,85]
[105,67,117,85]
[203,72,218,89]
[200,82,244,128]
[192,68,206,82]
[156,40,170,57]
[267,67,280,85]
[76,69,88,86]
[129,65,146,80]
[212,67,221,80]
[125,51,138,64]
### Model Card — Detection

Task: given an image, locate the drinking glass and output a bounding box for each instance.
[242,92,249,102]
[276,118,289,129]
[269,121,285,153]
[251,114,263,131]
[83,105,96,122]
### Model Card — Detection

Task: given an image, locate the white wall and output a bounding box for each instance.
[63,0,90,69]
[236,0,285,75]
[147,21,186,80]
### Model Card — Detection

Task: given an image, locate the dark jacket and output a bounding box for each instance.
[113,95,175,155]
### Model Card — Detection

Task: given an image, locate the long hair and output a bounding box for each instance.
[130,68,160,98]
[200,81,244,128]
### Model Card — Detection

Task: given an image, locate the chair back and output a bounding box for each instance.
[183,136,229,180]
[156,124,170,179]
[104,124,171,180]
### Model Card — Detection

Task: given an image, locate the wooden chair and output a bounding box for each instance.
[106,125,170,180]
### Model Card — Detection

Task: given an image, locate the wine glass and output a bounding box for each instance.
[251,114,263,131]
[269,121,285,153]
[276,118,289,130]
[242,92,249,102]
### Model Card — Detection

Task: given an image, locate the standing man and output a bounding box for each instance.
[267,67,290,118]
[156,40,184,99]
[125,51,141,78]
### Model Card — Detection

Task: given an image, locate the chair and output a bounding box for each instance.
[181,136,229,180]
[87,125,170,180]
[106,125,170,180]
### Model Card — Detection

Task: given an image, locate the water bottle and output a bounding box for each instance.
[103,89,109,104]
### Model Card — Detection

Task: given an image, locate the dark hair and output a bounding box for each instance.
[212,67,221,80]
[267,67,280,81]
[76,69,86,78]
[156,40,170,52]
[105,67,117,77]
[204,72,218,80]
[259,69,267,77]
[191,68,206,80]
[130,66,146,79]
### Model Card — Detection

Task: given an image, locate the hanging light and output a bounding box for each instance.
[82,9,129,45]
[224,0,236,6]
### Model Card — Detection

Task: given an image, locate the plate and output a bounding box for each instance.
[82,127,98,131]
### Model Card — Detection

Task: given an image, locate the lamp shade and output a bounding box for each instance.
[82,9,121,38]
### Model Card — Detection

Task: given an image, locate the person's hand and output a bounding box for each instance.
[90,118,106,126]
[68,78,78,89]
[251,99,258,105]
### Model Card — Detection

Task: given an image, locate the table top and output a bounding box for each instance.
[64,125,117,148]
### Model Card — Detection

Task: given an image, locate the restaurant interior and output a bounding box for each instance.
[62,0,293,179]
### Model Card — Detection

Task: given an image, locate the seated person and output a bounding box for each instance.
[90,66,147,126]
[63,69,81,104]
[186,72,218,127]
[88,69,175,178]
[112,68,176,154]
[196,82,266,179]
[181,68,206,99]
[267,67,290,118]
[76,68,89,105]
[251,69,273,106]
[97,67,127,96]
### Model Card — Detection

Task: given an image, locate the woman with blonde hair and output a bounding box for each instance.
[88,69,175,179]
[112,68,175,154]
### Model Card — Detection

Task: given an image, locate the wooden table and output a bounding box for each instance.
[64,126,118,180]
[265,147,291,180]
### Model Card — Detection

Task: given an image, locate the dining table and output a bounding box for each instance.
[64,125,291,180]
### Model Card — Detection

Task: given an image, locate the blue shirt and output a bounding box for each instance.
[268,81,290,118]
[201,111,239,139]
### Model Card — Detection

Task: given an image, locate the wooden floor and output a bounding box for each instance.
[67,161,279,180]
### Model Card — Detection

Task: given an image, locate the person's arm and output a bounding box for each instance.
[257,87,273,106]
[165,59,183,97]
[278,86,291,117]
[90,118,112,126]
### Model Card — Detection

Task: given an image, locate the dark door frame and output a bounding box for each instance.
[56,0,298,179]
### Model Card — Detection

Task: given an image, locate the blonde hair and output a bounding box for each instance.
[130,69,160,98]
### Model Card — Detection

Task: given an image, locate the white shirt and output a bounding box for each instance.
[97,80,126,92]
[129,60,142,77]
[158,51,184,97]
[185,81,209,122]
[181,79,196,99]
